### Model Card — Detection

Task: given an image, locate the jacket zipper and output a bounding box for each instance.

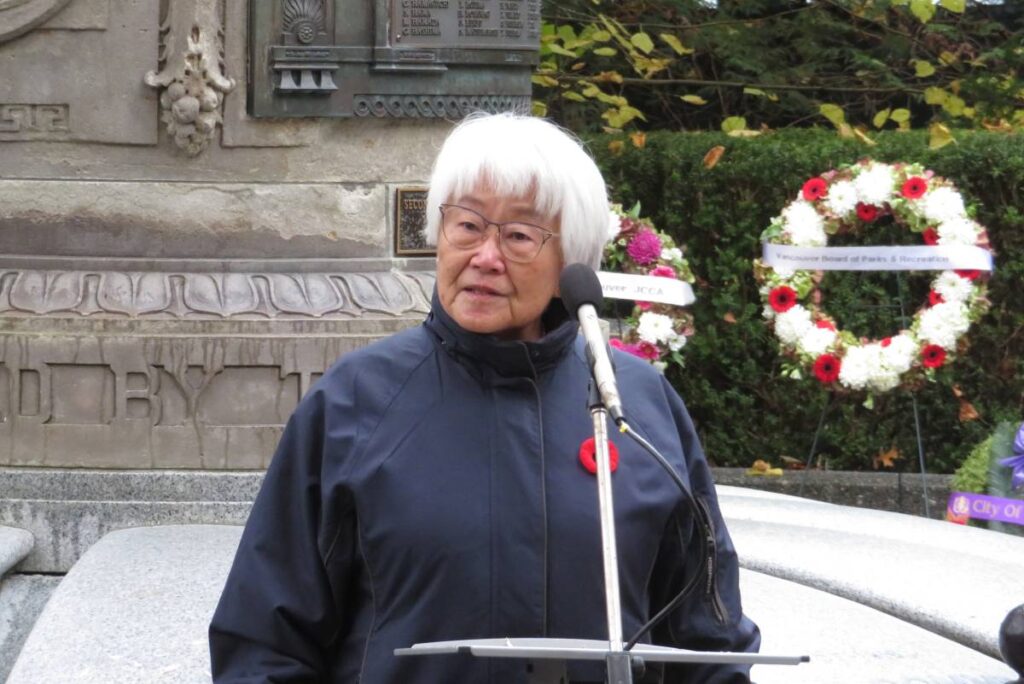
[522,344,549,637]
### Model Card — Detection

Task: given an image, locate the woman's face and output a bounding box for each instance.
[436,186,563,341]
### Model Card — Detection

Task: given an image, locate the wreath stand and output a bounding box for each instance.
[798,272,932,518]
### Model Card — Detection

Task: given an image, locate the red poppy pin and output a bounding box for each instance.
[579,437,620,475]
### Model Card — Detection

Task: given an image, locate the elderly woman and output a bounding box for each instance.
[209,113,760,683]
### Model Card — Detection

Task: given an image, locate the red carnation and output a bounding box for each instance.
[815,319,836,331]
[649,265,676,278]
[814,354,841,383]
[881,337,892,348]
[636,301,653,311]
[901,176,928,199]
[921,344,946,368]
[928,290,945,306]
[637,341,661,360]
[856,203,879,222]
[922,227,939,245]
[769,286,798,313]
[802,177,828,201]
[955,269,981,281]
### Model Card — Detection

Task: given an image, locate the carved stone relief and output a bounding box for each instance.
[0,0,73,44]
[144,0,236,156]
[0,269,433,319]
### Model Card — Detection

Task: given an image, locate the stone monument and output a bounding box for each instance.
[0,0,538,474]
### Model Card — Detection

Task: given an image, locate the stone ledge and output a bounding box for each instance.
[718,486,1024,660]
[712,467,953,519]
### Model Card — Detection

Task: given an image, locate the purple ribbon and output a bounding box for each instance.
[947,492,1024,526]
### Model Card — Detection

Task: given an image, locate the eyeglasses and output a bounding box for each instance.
[439,204,559,263]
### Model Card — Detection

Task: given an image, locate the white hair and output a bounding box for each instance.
[424,112,610,269]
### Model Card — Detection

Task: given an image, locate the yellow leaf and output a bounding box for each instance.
[913,60,936,78]
[531,75,559,88]
[929,122,955,150]
[940,0,965,12]
[547,44,577,58]
[531,100,548,117]
[721,116,747,133]
[743,87,767,97]
[943,95,966,116]
[939,50,958,66]
[659,33,692,55]
[570,61,586,72]
[837,123,855,139]
[873,108,891,128]
[630,131,646,149]
[680,94,707,105]
[722,310,736,323]
[890,108,911,123]
[591,30,612,42]
[910,0,936,22]
[819,103,846,128]
[562,91,586,102]
[704,145,726,169]
[630,32,654,55]
[593,47,617,57]
[853,127,877,146]
[608,139,625,156]
[924,87,948,105]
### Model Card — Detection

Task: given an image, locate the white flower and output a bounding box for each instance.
[825,180,859,216]
[652,361,668,374]
[762,304,777,321]
[838,344,879,390]
[668,333,687,352]
[661,247,683,262]
[637,312,675,344]
[774,265,796,278]
[918,301,970,350]
[921,186,967,224]
[782,201,827,247]
[881,334,917,375]
[797,326,836,356]
[868,369,902,393]
[936,217,980,246]
[853,164,895,206]
[774,305,813,346]
[933,271,974,305]
[608,211,624,240]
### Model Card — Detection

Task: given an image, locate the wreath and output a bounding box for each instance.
[603,202,695,372]
[753,160,993,393]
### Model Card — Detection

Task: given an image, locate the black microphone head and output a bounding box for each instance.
[559,263,604,321]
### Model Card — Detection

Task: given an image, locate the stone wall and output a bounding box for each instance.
[0,0,451,468]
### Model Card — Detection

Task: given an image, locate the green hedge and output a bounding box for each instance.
[589,129,1024,472]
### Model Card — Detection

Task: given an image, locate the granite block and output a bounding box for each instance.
[7,525,241,684]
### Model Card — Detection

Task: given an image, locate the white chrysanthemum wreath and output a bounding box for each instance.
[753,160,993,394]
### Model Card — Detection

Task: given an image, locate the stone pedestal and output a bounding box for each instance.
[0,0,455,469]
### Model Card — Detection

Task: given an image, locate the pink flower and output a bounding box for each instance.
[611,338,649,360]
[636,301,653,311]
[637,342,661,360]
[650,265,676,278]
[626,228,663,266]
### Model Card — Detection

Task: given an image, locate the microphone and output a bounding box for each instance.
[559,263,625,425]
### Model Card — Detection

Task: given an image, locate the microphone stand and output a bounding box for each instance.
[588,378,634,683]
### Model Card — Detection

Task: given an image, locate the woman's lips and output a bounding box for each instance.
[463,285,504,298]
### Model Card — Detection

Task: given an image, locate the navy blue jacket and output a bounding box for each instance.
[209,297,760,683]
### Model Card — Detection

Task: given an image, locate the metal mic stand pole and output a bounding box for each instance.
[588,381,634,684]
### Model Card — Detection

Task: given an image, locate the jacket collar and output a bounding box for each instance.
[424,288,577,380]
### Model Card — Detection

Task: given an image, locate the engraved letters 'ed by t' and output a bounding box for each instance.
[248,0,540,118]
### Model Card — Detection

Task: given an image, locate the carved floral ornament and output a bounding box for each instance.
[0,0,72,44]
[143,0,235,156]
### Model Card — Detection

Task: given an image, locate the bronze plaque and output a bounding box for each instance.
[249,0,540,118]
[395,187,434,256]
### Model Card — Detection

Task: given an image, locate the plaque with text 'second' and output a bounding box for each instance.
[249,0,541,119]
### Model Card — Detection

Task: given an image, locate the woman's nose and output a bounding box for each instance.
[469,225,506,269]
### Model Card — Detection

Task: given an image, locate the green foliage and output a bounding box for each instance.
[538,0,1024,135]
[952,434,992,493]
[589,128,1024,471]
